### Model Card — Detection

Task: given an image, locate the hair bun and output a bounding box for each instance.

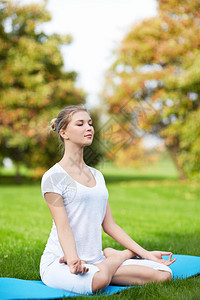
[50,118,57,131]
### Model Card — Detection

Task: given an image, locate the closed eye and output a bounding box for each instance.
[77,123,93,126]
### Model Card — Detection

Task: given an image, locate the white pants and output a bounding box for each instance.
[40,253,172,295]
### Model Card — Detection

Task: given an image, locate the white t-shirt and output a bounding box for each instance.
[41,163,109,264]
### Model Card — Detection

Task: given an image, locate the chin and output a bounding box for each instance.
[82,140,93,147]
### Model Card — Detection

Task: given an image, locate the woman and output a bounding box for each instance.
[40,105,176,295]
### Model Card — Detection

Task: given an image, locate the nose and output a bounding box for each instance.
[85,124,93,136]
[86,123,92,131]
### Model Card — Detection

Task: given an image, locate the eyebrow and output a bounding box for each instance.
[75,119,92,122]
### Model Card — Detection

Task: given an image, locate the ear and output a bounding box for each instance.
[59,128,69,140]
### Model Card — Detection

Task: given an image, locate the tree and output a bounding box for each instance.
[103,0,200,178]
[0,1,86,178]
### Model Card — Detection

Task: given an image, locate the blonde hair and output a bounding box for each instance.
[50,105,89,143]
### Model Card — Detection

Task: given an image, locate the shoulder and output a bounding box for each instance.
[88,165,106,183]
[41,163,68,190]
[41,163,66,198]
[41,163,60,182]
[41,163,75,188]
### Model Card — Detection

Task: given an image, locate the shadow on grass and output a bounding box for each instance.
[0,175,41,185]
[0,173,178,186]
[104,173,178,184]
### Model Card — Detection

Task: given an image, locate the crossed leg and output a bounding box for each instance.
[110,265,171,285]
[92,248,134,292]
[92,248,172,292]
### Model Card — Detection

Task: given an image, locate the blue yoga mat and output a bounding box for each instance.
[1,254,200,300]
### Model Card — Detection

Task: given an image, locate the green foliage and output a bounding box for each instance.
[0,1,86,175]
[103,0,200,179]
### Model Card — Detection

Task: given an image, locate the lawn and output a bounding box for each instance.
[0,154,200,299]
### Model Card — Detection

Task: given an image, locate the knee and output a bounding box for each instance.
[92,271,110,292]
[156,271,172,283]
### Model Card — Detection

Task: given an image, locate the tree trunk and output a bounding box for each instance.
[167,146,187,180]
[15,162,22,184]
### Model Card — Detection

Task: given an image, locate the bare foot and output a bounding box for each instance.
[103,248,121,258]
[103,247,134,261]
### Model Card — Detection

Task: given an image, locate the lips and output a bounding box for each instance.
[85,134,93,137]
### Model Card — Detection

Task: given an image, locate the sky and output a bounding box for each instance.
[18,0,158,108]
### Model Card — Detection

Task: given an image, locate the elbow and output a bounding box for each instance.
[103,221,117,235]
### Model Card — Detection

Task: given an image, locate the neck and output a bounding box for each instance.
[59,143,85,170]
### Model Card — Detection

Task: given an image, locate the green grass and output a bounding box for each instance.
[0,156,200,299]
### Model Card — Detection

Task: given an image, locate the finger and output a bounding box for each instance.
[165,257,176,266]
[74,259,81,265]
[78,264,83,274]
[75,265,80,274]
[168,253,172,261]
[70,267,76,274]
[74,261,81,271]
[168,257,176,265]
[161,252,172,256]
[71,263,79,274]
[160,253,172,264]
[59,257,65,264]
[83,266,89,273]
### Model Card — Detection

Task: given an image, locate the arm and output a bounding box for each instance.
[102,202,176,266]
[44,192,88,274]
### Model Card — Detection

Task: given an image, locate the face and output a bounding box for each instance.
[60,111,94,147]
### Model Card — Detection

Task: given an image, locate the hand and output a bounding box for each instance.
[147,251,176,266]
[59,256,89,274]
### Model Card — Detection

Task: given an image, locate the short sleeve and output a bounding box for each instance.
[41,171,63,199]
